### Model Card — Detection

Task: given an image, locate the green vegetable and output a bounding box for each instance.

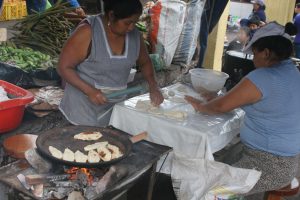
[136,22,147,32]
[0,45,55,72]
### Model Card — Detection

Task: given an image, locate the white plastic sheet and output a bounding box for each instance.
[173,0,206,65]
[0,86,9,102]
[171,154,261,200]
[110,83,245,174]
[150,0,187,67]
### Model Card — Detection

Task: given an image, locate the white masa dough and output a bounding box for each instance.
[49,146,63,159]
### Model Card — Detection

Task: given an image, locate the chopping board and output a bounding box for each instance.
[3,134,38,159]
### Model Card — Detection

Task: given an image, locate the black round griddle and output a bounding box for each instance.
[36,126,132,168]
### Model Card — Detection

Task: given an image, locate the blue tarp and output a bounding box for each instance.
[26,0,47,14]
[26,0,81,14]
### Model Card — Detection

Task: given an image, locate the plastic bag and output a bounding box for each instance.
[150,0,186,67]
[149,53,165,71]
[171,154,261,200]
[0,61,60,88]
[172,0,205,66]
[0,62,34,88]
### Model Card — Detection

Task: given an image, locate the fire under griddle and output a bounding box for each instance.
[0,127,172,200]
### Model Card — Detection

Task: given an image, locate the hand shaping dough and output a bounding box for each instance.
[135,100,152,111]
[135,99,187,121]
[163,111,187,120]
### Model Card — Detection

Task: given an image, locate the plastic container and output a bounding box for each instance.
[0,80,34,133]
[189,68,229,93]
[0,1,27,21]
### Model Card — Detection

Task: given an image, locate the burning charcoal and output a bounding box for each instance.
[25,174,71,185]
[67,191,84,200]
[43,188,58,199]
[76,169,92,187]
[32,184,43,198]
[84,186,98,199]
[16,193,33,200]
[53,181,80,189]
[53,187,74,199]
[95,164,129,194]
[90,168,108,178]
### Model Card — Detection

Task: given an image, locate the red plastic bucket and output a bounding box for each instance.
[0,80,34,133]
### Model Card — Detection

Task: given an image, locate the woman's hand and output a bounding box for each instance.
[75,7,86,17]
[87,88,107,105]
[184,95,204,112]
[149,87,164,107]
[202,92,218,102]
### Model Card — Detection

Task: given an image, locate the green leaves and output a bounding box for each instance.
[0,45,54,72]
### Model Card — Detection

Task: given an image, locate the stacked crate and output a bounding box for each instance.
[0,0,27,21]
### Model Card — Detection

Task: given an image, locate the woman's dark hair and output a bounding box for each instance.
[256,4,266,11]
[248,15,261,26]
[103,0,143,20]
[252,36,293,60]
[285,22,297,36]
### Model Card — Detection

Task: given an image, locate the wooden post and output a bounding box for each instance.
[264,0,296,25]
[0,28,7,42]
[203,2,230,71]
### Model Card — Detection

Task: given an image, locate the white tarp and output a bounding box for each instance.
[110,83,244,174]
[171,154,261,200]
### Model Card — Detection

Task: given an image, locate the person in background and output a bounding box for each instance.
[247,15,261,40]
[294,3,300,58]
[250,0,266,23]
[67,0,85,16]
[58,0,163,126]
[185,22,300,198]
[240,0,266,28]
[227,26,251,52]
[26,0,85,16]
[49,0,85,16]
[0,0,3,13]
[25,0,48,14]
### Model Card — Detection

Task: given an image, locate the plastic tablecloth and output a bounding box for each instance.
[110,83,245,174]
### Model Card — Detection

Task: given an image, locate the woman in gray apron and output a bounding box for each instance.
[58,0,163,126]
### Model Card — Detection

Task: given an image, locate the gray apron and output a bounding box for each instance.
[59,15,140,126]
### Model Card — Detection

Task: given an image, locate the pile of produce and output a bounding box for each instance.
[0,45,55,72]
[136,22,147,33]
[8,0,75,56]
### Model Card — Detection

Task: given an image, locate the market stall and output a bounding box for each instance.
[110,83,244,174]
[0,0,264,199]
